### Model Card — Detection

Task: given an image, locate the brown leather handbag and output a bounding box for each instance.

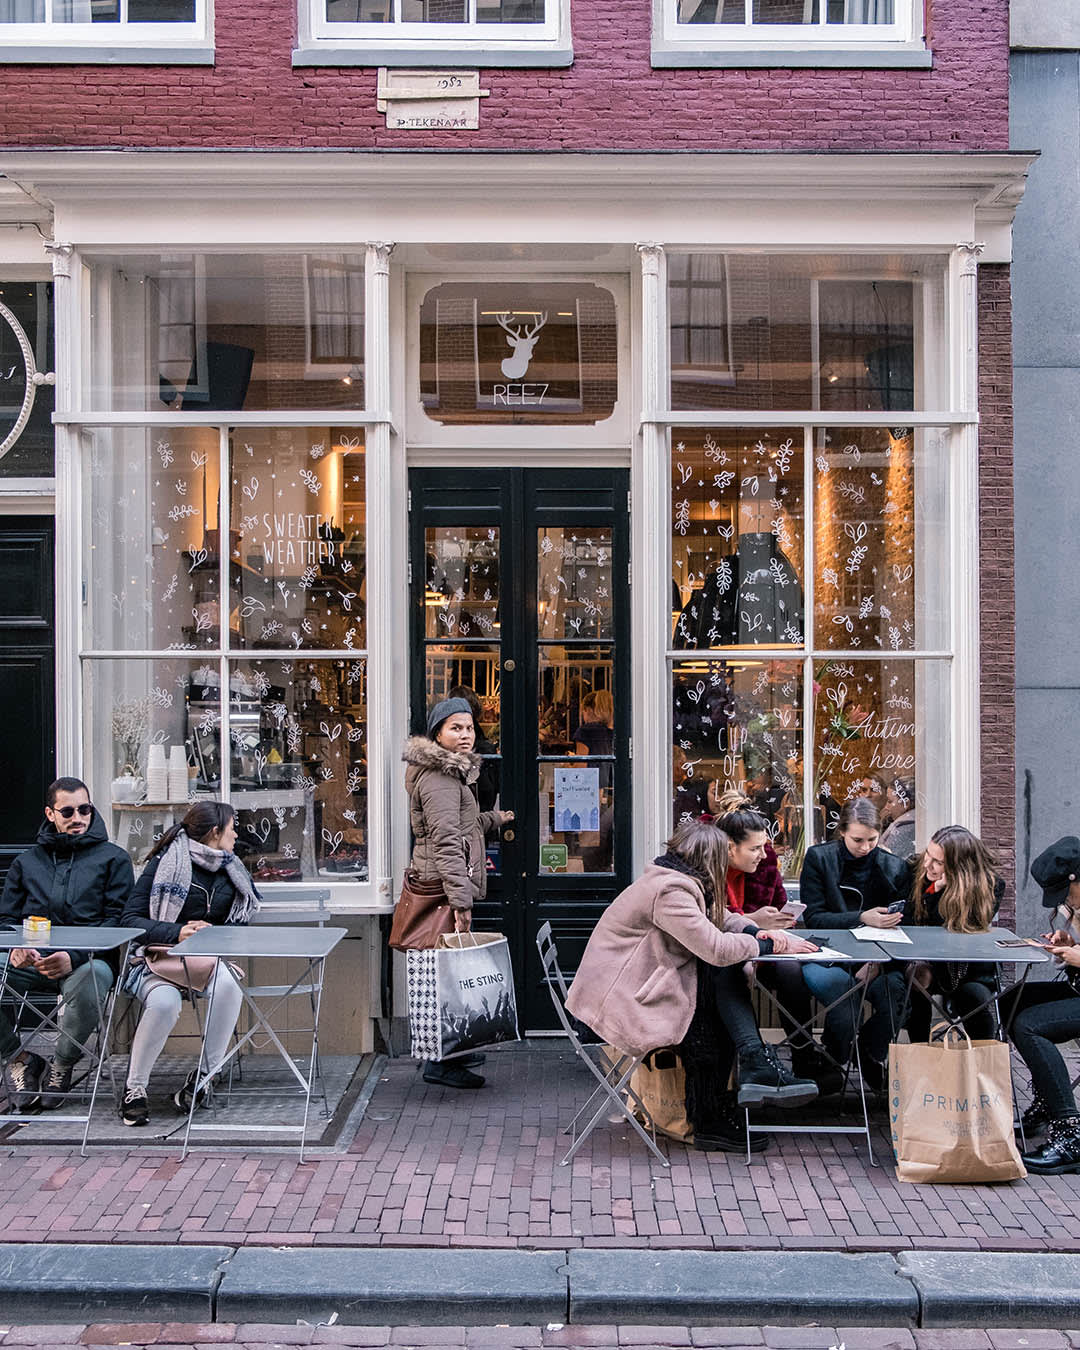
[388,871,455,951]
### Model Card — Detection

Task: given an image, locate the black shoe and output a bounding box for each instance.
[422,1061,485,1090]
[1022,1115,1080,1175]
[692,1089,770,1153]
[173,1070,210,1114]
[121,1087,149,1127]
[792,1045,845,1097]
[456,1053,486,1069]
[4,1052,45,1112]
[737,1045,819,1108]
[856,1040,887,1094]
[38,1057,75,1110]
[1019,1092,1051,1138]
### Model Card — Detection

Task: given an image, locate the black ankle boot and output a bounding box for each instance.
[693,1091,771,1153]
[422,1060,485,1090]
[1022,1115,1080,1175]
[791,1045,844,1097]
[1019,1091,1051,1138]
[737,1044,819,1109]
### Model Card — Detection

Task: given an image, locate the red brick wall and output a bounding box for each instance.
[0,0,1008,151]
[977,262,1015,920]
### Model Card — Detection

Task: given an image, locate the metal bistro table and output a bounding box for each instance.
[0,925,144,1153]
[751,928,893,1164]
[887,926,1051,1039]
[169,924,347,1159]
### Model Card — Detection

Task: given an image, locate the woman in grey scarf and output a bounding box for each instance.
[119,801,259,1127]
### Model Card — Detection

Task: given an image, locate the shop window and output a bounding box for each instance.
[0,280,53,478]
[652,0,927,69]
[0,0,212,63]
[419,280,618,427]
[297,0,570,64]
[90,252,365,413]
[81,424,368,884]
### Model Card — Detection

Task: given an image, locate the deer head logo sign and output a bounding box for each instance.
[494,311,547,380]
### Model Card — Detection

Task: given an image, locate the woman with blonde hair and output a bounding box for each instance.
[566,817,819,1153]
[903,824,1003,1040]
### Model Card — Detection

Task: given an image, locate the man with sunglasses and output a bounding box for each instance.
[0,777,133,1111]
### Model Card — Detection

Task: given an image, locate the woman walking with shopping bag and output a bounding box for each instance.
[401,697,513,1090]
[119,802,259,1127]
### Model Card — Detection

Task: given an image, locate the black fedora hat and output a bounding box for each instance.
[1030,836,1080,909]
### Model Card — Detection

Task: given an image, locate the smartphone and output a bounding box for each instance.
[885,898,907,914]
[995,937,1046,949]
[781,899,806,919]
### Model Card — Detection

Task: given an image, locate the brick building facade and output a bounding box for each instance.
[0,0,1032,1040]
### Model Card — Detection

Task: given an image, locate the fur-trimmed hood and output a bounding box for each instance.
[403,735,481,790]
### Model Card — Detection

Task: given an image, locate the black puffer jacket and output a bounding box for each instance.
[0,810,134,967]
[800,839,913,928]
[122,851,242,947]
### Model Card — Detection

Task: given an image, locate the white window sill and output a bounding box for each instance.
[651,39,931,67]
[0,42,214,63]
[293,41,572,67]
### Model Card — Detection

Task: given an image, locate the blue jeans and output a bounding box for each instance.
[0,956,113,1064]
[802,962,906,1066]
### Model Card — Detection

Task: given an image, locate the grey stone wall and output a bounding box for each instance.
[1010,48,1080,932]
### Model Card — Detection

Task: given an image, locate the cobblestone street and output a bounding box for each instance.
[0,1041,1076,1251]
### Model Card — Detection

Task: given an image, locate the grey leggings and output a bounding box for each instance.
[125,961,243,1092]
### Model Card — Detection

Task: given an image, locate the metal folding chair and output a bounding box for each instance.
[535,921,668,1167]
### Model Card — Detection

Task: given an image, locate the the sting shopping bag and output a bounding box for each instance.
[629,1049,693,1143]
[888,1024,1026,1183]
[407,932,520,1061]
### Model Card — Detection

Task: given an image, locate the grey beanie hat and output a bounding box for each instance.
[427,697,473,739]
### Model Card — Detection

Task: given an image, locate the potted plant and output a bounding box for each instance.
[111,697,149,803]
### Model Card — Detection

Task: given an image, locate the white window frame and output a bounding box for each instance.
[0,0,213,63]
[651,0,929,67]
[295,0,572,67]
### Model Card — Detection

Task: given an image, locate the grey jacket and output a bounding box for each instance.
[403,736,499,911]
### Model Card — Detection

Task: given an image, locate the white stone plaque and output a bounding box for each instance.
[377,68,489,131]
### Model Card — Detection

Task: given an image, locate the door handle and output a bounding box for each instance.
[503,658,516,672]
[503,829,516,841]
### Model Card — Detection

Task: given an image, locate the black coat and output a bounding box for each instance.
[0,810,133,967]
[800,840,912,929]
[121,851,242,947]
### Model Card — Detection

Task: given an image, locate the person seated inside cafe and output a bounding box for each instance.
[566,817,820,1155]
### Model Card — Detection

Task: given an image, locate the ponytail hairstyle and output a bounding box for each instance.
[710,788,753,818]
[717,806,770,844]
[837,797,881,835]
[914,824,997,933]
[665,817,730,927]
[145,800,236,863]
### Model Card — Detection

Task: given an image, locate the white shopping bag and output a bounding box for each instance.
[407,931,520,1061]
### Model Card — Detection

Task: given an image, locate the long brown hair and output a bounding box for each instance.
[914,824,997,933]
[146,801,235,863]
[665,817,730,927]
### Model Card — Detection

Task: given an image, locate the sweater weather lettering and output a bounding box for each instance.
[458,972,506,991]
[261,513,336,568]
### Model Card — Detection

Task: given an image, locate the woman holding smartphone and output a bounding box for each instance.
[715,800,842,1094]
[799,798,913,1088]
[998,838,1080,1174]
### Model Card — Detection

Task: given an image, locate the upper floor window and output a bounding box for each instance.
[652,0,928,67]
[296,0,571,66]
[0,0,212,63]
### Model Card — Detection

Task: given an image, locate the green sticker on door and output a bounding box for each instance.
[540,843,568,871]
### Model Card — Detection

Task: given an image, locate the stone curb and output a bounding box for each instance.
[0,1242,233,1323]
[0,1245,1079,1329]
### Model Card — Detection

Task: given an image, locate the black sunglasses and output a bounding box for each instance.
[54,804,93,820]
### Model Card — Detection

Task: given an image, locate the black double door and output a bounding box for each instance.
[0,517,55,886]
[409,469,631,1030]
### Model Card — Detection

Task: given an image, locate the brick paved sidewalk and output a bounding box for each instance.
[0,1040,1078,1249]
[3,1325,1080,1349]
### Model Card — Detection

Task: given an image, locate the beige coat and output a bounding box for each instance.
[564,863,761,1058]
[403,736,499,911]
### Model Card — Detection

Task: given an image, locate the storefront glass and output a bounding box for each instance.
[0,280,53,478]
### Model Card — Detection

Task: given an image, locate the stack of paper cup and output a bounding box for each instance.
[146,743,168,803]
[168,745,189,802]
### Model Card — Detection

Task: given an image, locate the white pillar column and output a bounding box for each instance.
[634,242,670,870]
[949,239,984,830]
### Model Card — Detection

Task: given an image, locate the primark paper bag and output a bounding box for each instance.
[407,932,520,1062]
